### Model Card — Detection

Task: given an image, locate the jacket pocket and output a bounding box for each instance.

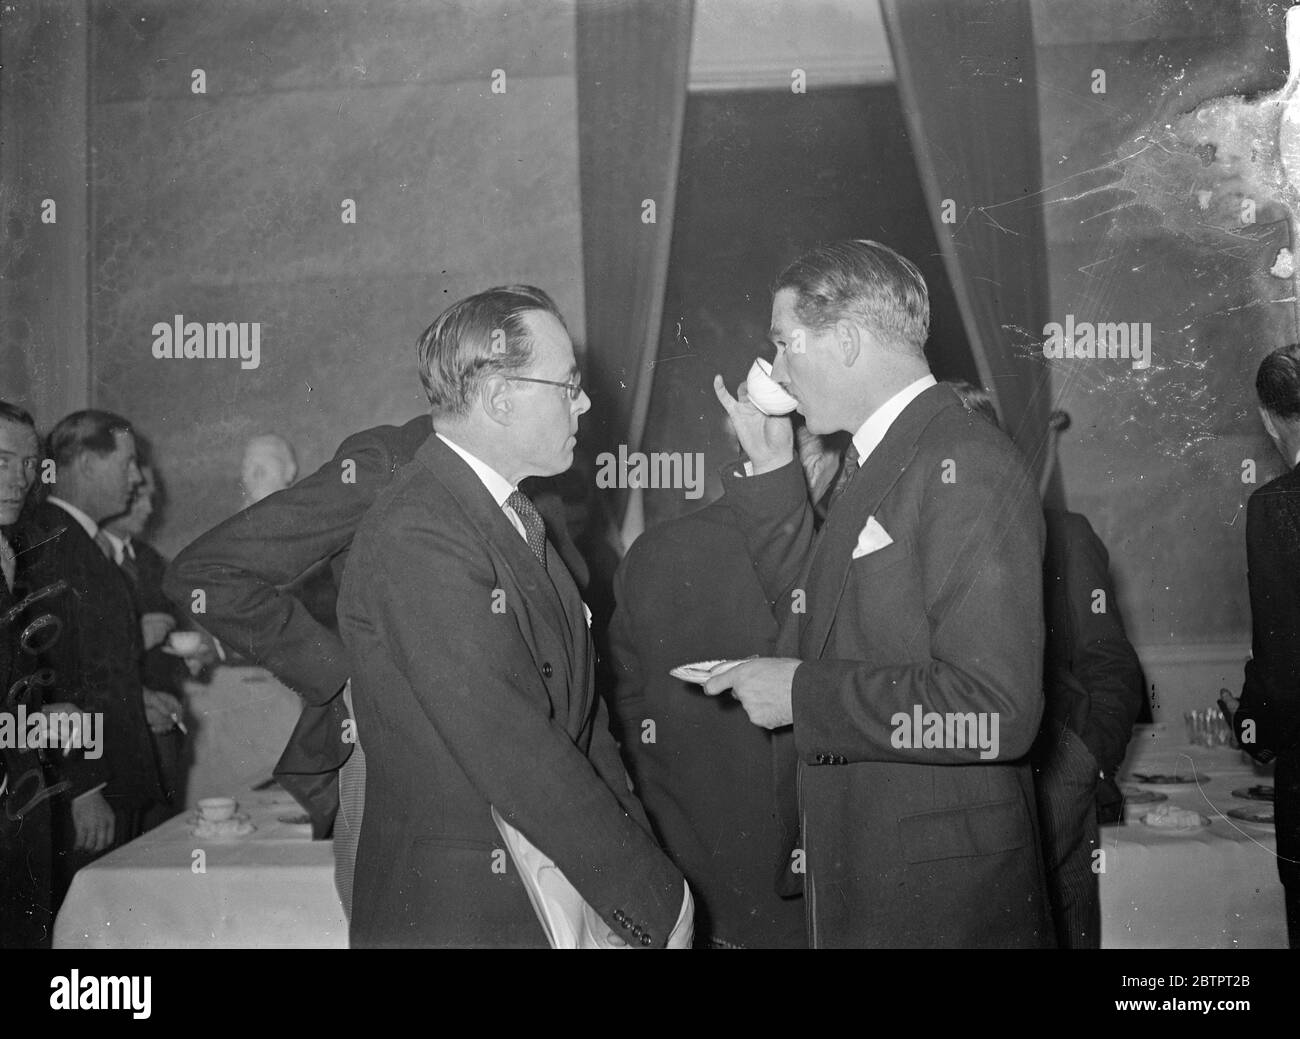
[850,537,913,579]
[899,797,1028,864]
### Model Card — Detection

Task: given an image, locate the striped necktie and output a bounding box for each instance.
[506,490,548,569]
[826,441,861,512]
[118,540,140,587]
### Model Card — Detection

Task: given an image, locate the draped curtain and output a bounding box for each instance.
[575,0,695,536]
[881,0,1054,492]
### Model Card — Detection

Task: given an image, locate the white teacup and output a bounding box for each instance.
[745,357,798,416]
[167,631,203,656]
[197,797,237,822]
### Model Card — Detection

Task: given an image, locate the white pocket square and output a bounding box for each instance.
[852,515,894,559]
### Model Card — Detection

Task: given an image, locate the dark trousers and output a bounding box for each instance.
[0,782,53,948]
[1033,725,1100,949]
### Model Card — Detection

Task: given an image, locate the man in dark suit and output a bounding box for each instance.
[1038,508,1145,947]
[0,402,57,947]
[338,285,688,947]
[104,462,190,829]
[607,427,836,949]
[1231,344,1300,947]
[705,240,1052,948]
[164,414,588,923]
[25,411,165,901]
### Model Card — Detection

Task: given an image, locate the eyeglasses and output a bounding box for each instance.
[505,373,584,401]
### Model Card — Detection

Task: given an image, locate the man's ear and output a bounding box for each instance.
[836,319,862,367]
[481,374,514,426]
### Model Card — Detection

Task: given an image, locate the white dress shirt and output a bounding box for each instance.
[850,373,938,468]
[436,433,529,541]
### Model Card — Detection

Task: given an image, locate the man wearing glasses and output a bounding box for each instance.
[338,286,690,946]
[164,287,589,926]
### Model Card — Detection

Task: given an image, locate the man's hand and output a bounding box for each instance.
[141,611,178,651]
[142,689,184,734]
[702,658,800,729]
[713,375,795,475]
[72,789,116,854]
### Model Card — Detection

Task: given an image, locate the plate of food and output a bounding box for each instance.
[1129,772,1205,789]
[1230,785,1275,802]
[669,659,748,685]
[1226,804,1275,826]
[1141,805,1211,832]
[1121,786,1168,805]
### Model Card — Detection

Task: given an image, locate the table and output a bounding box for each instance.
[53,776,347,949]
[1100,724,1287,948]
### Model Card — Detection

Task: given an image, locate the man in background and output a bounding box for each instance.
[0,402,56,946]
[949,381,1146,948]
[25,411,165,901]
[104,460,189,829]
[240,434,298,505]
[607,423,836,948]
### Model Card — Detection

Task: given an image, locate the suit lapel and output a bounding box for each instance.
[801,384,956,660]
[415,436,572,659]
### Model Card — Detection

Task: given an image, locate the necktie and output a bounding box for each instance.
[119,541,140,587]
[506,490,548,569]
[826,442,861,512]
[0,534,14,591]
[93,529,116,562]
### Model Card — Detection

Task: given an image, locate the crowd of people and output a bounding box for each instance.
[2,238,1298,948]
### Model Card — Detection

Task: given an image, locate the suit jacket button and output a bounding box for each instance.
[614,910,626,923]
[542,662,553,678]
[639,933,652,946]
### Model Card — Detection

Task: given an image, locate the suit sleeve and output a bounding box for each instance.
[39,540,118,797]
[1238,487,1300,755]
[346,507,684,946]
[790,443,1045,765]
[721,458,816,610]
[163,430,397,706]
[1059,515,1145,777]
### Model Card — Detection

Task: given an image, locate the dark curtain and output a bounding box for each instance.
[575,0,694,529]
[882,0,1054,492]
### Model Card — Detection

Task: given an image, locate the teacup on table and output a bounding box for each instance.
[197,797,237,823]
[745,357,798,416]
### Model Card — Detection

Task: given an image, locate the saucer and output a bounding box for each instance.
[669,659,747,685]
[188,812,255,839]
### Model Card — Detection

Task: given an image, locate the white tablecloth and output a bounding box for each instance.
[53,776,347,949]
[1100,724,1287,948]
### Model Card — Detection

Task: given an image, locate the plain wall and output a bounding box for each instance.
[84,0,586,557]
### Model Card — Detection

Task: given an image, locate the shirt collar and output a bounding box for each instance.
[48,496,100,540]
[850,374,938,467]
[99,527,132,563]
[435,433,517,508]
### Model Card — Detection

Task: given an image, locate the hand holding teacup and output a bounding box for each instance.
[713,358,797,475]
